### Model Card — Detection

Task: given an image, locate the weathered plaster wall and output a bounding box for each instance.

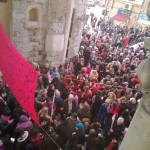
[11,0,87,66]
[0,0,12,36]
[45,0,71,66]
[11,0,48,63]
[67,0,87,59]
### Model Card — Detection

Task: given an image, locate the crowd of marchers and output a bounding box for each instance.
[0,17,149,150]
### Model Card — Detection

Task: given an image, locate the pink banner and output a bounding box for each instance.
[0,24,39,124]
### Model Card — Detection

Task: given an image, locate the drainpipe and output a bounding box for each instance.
[111,0,115,9]
[137,0,145,21]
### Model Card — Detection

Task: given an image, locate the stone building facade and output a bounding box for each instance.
[0,0,87,66]
[107,0,149,28]
[0,0,12,36]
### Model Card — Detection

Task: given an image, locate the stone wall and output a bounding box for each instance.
[0,0,12,37]
[67,0,87,59]
[11,0,87,66]
[45,0,87,67]
[45,0,71,67]
[11,0,48,63]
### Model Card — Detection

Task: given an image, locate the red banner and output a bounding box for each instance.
[0,24,39,124]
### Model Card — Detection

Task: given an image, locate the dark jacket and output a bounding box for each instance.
[25,143,36,150]
[55,122,66,146]
[63,100,76,116]
[112,123,125,140]
[69,129,85,150]
[41,133,60,150]
[91,96,102,122]
[86,135,105,150]
[64,117,76,140]
[76,109,90,120]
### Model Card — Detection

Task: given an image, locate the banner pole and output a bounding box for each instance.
[40,126,62,150]
[51,89,56,118]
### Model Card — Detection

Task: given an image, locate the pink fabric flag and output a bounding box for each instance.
[0,24,39,124]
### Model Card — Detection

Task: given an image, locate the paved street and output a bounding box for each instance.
[86,5,105,19]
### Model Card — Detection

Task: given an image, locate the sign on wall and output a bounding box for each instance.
[117,8,131,17]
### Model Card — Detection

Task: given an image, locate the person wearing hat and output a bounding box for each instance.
[68,122,85,150]
[15,115,33,132]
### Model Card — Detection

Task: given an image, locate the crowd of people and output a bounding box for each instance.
[0,16,149,150]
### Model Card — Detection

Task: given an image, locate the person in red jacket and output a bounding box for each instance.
[108,138,118,150]
[99,49,107,59]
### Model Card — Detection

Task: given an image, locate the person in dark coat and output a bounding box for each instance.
[63,94,77,117]
[64,113,77,150]
[64,113,77,140]
[0,137,13,150]
[90,91,103,122]
[0,94,7,116]
[110,117,125,141]
[68,122,85,150]
[120,109,131,128]
[14,130,29,150]
[41,126,60,150]
[53,115,66,149]
[85,129,105,150]
[0,111,14,136]
[126,97,137,116]
[25,128,43,150]
[83,47,91,66]
[47,84,55,98]
[76,102,90,120]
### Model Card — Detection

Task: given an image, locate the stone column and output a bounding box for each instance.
[119,1,150,149]
[45,0,71,67]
